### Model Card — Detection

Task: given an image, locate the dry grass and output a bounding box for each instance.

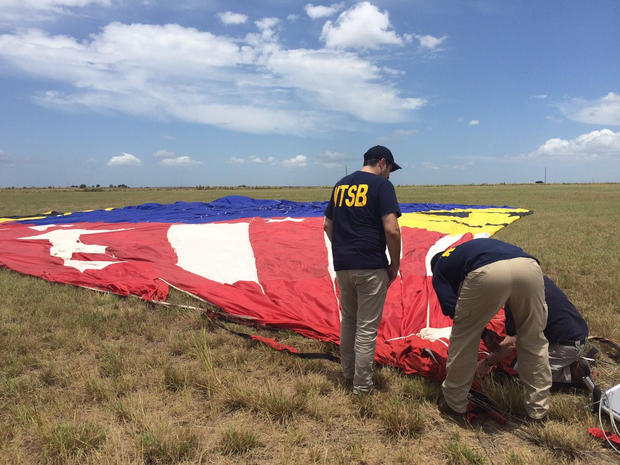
[0,184,618,464]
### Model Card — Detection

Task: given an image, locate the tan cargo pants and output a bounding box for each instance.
[442,257,552,419]
[336,268,389,393]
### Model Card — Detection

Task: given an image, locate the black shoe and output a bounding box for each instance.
[438,396,471,427]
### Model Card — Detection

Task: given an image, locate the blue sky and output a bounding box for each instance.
[0,0,618,187]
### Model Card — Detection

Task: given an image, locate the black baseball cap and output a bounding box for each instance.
[363,145,401,172]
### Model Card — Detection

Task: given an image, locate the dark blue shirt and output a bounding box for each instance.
[432,238,535,318]
[324,170,400,271]
[505,276,588,343]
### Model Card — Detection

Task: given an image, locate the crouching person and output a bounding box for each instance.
[431,238,552,422]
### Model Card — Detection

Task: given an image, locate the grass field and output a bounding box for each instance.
[0,184,618,464]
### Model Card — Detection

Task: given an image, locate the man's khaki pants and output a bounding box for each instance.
[442,257,552,419]
[336,268,389,393]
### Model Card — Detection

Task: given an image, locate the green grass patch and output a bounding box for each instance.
[137,425,198,464]
[378,396,425,438]
[219,427,261,455]
[443,438,488,465]
[40,421,107,464]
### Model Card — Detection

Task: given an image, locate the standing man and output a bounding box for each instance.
[323,145,402,395]
[431,238,552,421]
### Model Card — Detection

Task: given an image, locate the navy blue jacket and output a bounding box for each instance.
[325,170,400,271]
[431,238,535,318]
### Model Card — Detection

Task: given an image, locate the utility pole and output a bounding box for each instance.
[345,164,348,176]
[544,167,547,184]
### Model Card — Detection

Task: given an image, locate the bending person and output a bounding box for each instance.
[431,238,552,422]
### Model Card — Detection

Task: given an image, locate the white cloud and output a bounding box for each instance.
[218,11,248,25]
[320,2,404,49]
[161,156,202,166]
[282,154,308,168]
[153,150,201,166]
[229,155,275,164]
[107,152,141,166]
[315,151,352,168]
[266,48,425,122]
[414,34,447,50]
[468,120,479,126]
[529,129,620,160]
[305,3,344,19]
[255,17,280,41]
[532,94,548,100]
[560,92,620,126]
[0,17,424,132]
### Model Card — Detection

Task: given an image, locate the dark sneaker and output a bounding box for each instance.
[438,395,471,427]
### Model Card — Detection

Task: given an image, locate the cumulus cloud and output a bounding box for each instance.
[255,17,279,41]
[153,150,201,166]
[305,3,344,19]
[265,48,425,122]
[320,2,404,49]
[230,155,275,164]
[414,34,447,50]
[282,154,308,168]
[315,151,352,168]
[107,152,141,166]
[468,120,479,126]
[529,129,620,160]
[560,92,620,126]
[218,11,248,25]
[0,14,424,133]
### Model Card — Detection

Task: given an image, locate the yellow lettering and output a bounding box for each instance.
[354,184,368,206]
[345,185,357,207]
[337,184,349,206]
[442,247,455,257]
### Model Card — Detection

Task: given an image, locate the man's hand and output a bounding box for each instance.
[382,212,400,287]
[387,263,399,286]
[476,358,491,380]
[323,217,333,241]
